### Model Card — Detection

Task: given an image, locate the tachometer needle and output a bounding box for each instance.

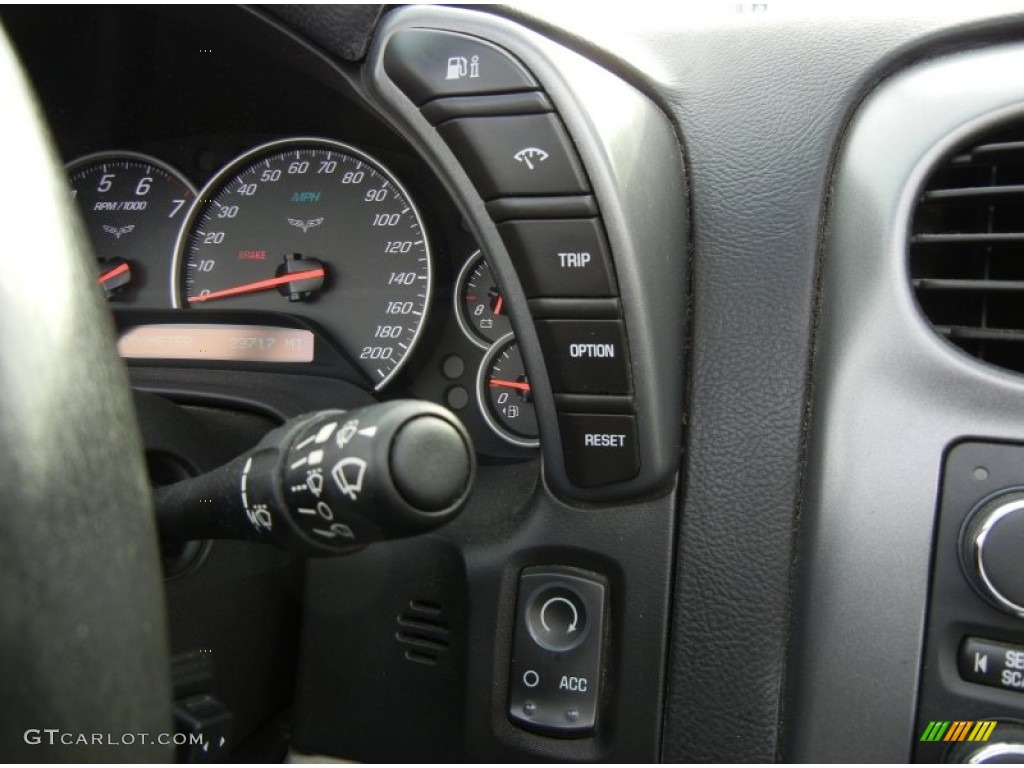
[188,268,326,303]
[493,295,504,315]
[98,261,130,285]
[489,378,531,392]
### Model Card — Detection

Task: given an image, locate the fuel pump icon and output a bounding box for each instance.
[445,55,480,81]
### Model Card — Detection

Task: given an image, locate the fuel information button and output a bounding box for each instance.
[384,30,539,105]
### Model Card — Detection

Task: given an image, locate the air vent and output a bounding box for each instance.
[395,599,450,666]
[910,125,1024,374]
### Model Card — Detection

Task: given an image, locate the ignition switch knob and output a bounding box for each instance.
[154,400,474,556]
[960,490,1024,619]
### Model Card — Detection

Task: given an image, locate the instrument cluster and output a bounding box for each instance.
[66,138,535,456]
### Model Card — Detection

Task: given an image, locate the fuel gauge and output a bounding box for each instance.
[456,251,512,348]
[478,334,539,448]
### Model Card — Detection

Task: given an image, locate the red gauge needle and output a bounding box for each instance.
[489,378,531,392]
[188,268,325,303]
[493,295,504,315]
[98,262,130,285]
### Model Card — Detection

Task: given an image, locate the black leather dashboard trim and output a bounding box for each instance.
[259,4,384,62]
[789,33,1024,764]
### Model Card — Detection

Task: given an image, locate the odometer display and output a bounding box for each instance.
[174,138,431,389]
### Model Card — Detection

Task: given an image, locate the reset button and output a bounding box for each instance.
[558,412,640,487]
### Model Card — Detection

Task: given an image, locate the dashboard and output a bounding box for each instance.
[4,2,1024,764]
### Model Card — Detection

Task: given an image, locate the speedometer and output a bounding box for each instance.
[173,138,431,390]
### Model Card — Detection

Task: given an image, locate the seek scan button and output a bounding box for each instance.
[498,219,616,297]
[960,636,1024,693]
[558,412,640,487]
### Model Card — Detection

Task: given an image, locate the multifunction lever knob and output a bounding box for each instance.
[960,489,1024,619]
[155,400,474,556]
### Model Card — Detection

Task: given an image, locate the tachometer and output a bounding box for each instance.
[174,138,432,390]
[68,152,195,304]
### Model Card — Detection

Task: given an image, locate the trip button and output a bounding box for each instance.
[559,412,640,487]
[437,114,590,199]
[534,319,631,394]
[384,30,538,105]
[498,219,616,298]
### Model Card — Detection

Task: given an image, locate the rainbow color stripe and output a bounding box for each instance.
[919,721,997,742]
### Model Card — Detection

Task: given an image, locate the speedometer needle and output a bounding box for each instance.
[489,378,531,392]
[188,268,326,303]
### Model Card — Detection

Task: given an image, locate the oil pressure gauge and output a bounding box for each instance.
[478,334,539,448]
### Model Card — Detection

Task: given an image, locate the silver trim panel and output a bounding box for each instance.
[789,44,1024,761]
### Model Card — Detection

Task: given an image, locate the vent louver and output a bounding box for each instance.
[395,599,450,666]
[910,125,1024,374]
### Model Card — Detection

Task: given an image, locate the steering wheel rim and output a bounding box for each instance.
[0,25,172,761]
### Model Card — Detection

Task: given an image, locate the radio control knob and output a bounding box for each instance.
[947,721,1024,763]
[960,491,1024,619]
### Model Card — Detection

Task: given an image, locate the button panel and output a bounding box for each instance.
[499,219,616,298]
[386,27,642,490]
[384,30,539,105]
[437,114,590,199]
[534,319,631,395]
[509,568,607,735]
